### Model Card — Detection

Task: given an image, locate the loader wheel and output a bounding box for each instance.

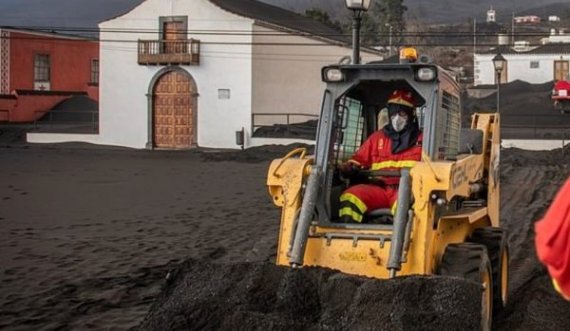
[439,243,493,331]
[469,227,509,313]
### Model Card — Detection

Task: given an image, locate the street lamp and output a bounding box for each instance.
[492,53,506,113]
[386,23,393,57]
[345,0,371,64]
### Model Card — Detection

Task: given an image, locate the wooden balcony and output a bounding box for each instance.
[138,39,200,65]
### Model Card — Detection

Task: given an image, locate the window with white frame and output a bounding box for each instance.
[34,54,50,82]
[90,59,99,84]
[530,61,540,69]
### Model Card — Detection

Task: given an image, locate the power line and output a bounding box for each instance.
[1,25,569,49]
[2,24,566,38]
[1,34,566,48]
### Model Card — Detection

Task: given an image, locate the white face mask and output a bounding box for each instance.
[391,114,408,132]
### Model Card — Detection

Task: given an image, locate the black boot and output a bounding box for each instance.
[339,215,360,224]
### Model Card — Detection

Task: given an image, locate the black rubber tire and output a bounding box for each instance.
[438,243,493,331]
[469,227,509,313]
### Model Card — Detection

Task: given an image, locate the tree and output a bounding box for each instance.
[375,0,407,46]
[305,8,342,32]
[294,2,411,49]
[352,0,407,47]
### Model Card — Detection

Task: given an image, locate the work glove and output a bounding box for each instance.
[339,162,361,177]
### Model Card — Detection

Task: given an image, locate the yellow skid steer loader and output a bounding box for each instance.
[267,49,507,331]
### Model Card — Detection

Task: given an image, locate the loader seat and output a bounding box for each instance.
[365,208,394,224]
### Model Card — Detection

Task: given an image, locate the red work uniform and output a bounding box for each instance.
[535,177,570,300]
[339,130,423,223]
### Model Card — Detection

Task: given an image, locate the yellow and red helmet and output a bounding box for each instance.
[387,89,415,108]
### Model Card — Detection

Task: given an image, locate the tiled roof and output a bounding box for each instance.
[477,43,570,55]
[209,0,348,44]
[0,26,96,40]
[15,90,88,96]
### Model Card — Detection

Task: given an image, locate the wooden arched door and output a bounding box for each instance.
[153,70,193,148]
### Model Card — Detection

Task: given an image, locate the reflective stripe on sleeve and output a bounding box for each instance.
[339,207,364,223]
[340,193,367,213]
[390,201,397,215]
[371,160,417,170]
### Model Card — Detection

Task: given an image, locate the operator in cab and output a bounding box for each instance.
[338,89,423,223]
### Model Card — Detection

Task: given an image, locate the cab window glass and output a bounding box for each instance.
[333,97,364,165]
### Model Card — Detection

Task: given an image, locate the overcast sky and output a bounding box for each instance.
[0,0,144,29]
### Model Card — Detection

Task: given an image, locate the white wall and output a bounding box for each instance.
[27,132,102,145]
[502,139,570,150]
[249,24,380,146]
[99,0,254,149]
[251,24,379,117]
[96,0,382,150]
[549,35,570,43]
[474,53,570,85]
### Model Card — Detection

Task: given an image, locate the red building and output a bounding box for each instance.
[513,16,541,24]
[0,28,99,122]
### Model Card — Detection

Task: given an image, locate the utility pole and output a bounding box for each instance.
[473,18,477,55]
[512,12,515,44]
[386,23,393,57]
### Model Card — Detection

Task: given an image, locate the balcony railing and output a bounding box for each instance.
[138,39,200,65]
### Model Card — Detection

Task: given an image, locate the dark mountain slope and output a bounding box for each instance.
[0,0,567,29]
[261,0,568,23]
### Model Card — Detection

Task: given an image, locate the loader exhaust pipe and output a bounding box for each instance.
[289,166,321,267]
[388,168,412,278]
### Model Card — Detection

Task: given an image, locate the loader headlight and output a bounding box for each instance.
[415,67,437,81]
[323,67,345,82]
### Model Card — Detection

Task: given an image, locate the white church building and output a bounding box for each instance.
[28,0,380,149]
[474,43,570,86]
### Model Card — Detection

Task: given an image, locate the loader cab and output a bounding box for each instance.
[313,61,462,226]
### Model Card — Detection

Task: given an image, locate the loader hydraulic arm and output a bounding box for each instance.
[289,166,321,267]
[387,168,413,277]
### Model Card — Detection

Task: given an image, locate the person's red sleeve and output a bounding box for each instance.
[535,177,570,299]
[349,132,379,168]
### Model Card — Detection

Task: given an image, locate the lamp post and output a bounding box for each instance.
[386,23,393,56]
[492,53,506,113]
[345,0,371,64]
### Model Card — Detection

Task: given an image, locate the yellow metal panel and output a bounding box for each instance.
[285,223,430,278]
[428,212,492,273]
[429,219,473,273]
[447,155,485,198]
[410,162,452,200]
[411,156,484,203]
[471,113,500,226]
[304,237,391,278]
[275,201,302,266]
[267,157,312,207]
[487,115,501,227]
[267,153,312,266]
[301,233,425,279]
[441,207,488,223]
